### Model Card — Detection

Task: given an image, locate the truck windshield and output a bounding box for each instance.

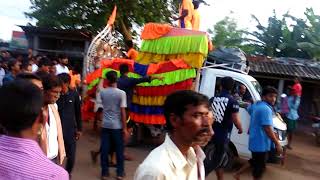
[251,81,262,94]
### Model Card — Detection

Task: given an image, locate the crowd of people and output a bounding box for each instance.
[0,18,302,180]
[0,49,81,89]
[0,1,306,179]
[0,50,82,179]
[0,58,301,180]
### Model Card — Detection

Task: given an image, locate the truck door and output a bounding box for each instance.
[199,68,218,98]
[230,80,253,158]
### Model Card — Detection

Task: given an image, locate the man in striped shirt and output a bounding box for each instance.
[0,80,68,180]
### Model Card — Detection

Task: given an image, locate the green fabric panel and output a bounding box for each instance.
[140,35,208,55]
[87,69,139,90]
[137,69,196,87]
[87,68,196,90]
[101,69,140,79]
[87,78,100,90]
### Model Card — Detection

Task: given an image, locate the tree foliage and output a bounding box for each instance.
[245,11,311,58]
[208,17,244,47]
[25,0,180,40]
[291,8,320,59]
[208,16,256,54]
[210,8,320,60]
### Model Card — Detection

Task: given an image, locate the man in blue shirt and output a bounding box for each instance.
[204,76,243,180]
[285,94,300,149]
[247,86,283,180]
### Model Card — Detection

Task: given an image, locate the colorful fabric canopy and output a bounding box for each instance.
[136,25,210,68]
[84,25,211,125]
[85,58,195,125]
[86,58,192,85]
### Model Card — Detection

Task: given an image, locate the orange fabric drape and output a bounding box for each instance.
[130,112,166,125]
[141,23,173,40]
[147,59,190,75]
[81,97,96,121]
[100,58,135,71]
[127,48,139,60]
[85,68,102,85]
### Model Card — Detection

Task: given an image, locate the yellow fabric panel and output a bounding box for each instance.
[136,52,205,68]
[132,95,166,106]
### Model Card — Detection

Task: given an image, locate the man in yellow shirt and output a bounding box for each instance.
[126,40,139,60]
[192,1,201,30]
[176,0,194,29]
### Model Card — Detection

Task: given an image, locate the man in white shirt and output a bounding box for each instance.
[134,90,214,180]
[37,73,66,165]
[55,54,70,75]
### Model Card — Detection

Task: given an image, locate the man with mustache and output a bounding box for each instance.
[134,90,214,180]
[204,76,243,180]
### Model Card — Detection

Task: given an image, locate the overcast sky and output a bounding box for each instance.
[1,0,320,41]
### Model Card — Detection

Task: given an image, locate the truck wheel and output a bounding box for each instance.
[126,124,138,147]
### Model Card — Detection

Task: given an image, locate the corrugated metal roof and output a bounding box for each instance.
[249,59,320,80]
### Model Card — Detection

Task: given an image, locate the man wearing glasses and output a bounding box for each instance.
[37,73,66,165]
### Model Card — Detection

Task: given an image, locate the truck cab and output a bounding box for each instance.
[198,67,288,164]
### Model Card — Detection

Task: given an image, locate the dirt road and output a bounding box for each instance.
[71,122,320,180]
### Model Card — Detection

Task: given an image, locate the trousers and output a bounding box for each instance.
[100,128,124,177]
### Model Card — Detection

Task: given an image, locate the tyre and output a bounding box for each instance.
[126,124,138,147]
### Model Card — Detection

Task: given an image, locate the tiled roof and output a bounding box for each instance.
[248,58,320,80]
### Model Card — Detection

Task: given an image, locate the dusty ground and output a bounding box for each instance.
[71,121,320,180]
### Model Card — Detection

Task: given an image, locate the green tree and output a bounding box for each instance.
[245,11,311,58]
[209,17,244,47]
[208,16,256,54]
[245,12,286,57]
[289,8,320,59]
[25,0,180,40]
[209,9,320,60]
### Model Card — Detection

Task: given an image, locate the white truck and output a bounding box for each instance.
[197,64,288,168]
